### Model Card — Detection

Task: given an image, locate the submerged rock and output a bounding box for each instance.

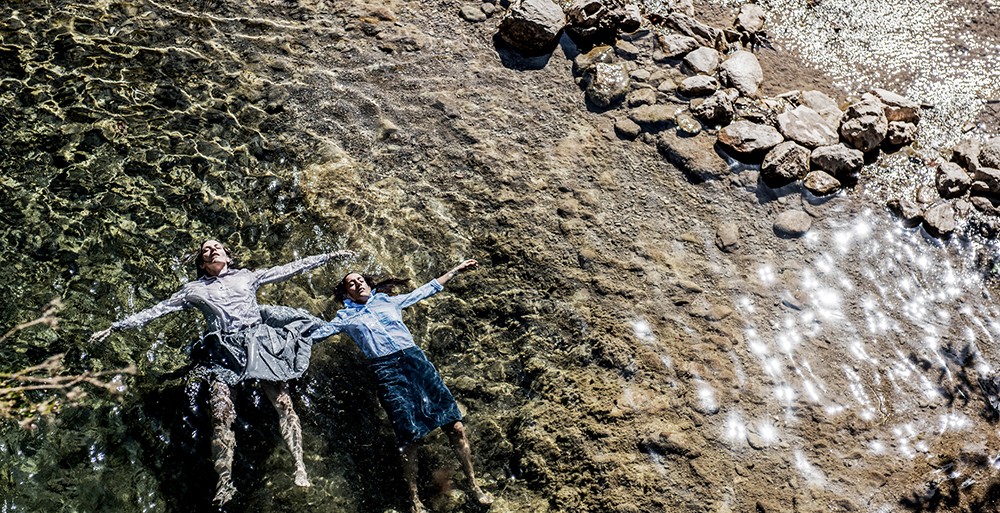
[803,170,841,196]
[715,223,740,252]
[887,197,924,227]
[773,210,813,237]
[585,63,630,108]
[657,130,730,182]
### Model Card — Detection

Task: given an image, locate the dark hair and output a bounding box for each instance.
[335,273,410,302]
[193,240,238,278]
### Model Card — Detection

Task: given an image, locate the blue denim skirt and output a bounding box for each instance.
[370,346,463,448]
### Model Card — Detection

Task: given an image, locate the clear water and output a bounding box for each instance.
[4,0,1000,512]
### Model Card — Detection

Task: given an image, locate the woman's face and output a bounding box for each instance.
[199,240,231,277]
[343,273,371,303]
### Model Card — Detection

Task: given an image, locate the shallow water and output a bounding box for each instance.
[4,0,1000,512]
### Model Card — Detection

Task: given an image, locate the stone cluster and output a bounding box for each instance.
[888,137,1000,238]
[489,0,924,238]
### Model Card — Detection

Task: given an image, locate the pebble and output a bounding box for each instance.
[773,210,813,237]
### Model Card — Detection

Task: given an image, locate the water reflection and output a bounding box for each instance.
[729,206,1000,496]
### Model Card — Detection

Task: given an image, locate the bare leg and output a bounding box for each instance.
[402,443,427,513]
[210,380,237,505]
[262,381,311,487]
[443,421,492,506]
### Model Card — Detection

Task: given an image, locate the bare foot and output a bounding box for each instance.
[411,498,429,513]
[473,487,494,506]
[212,481,236,506]
[294,468,312,487]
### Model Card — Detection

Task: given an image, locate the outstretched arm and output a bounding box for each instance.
[90,289,189,343]
[394,259,480,309]
[435,259,479,286]
[256,250,356,286]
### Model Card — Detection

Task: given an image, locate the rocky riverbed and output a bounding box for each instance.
[2,0,1000,512]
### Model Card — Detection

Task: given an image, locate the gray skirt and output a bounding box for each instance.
[371,346,463,449]
[192,305,322,385]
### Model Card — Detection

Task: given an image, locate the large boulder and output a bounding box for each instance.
[871,88,921,124]
[682,47,720,75]
[719,51,763,97]
[980,138,1000,169]
[657,33,700,58]
[923,202,957,238]
[777,105,839,148]
[735,4,766,33]
[810,143,863,180]
[678,75,720,96]
[799,90,844,129]
[585,63,630,108]
[936,162,971,199]
[839,94,888,153]
[497,0,566,55]
[761,141,810,187]
[691,89,737,125]
[717,120,783,157]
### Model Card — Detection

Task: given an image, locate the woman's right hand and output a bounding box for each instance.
[329,250,357,259]
[90,328,112,343]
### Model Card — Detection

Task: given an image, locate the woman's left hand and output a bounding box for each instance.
[329,250,357,259]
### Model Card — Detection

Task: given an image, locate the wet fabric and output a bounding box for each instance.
[110,254,334,383]
[371,346,462,448]
[310,279,444,358]
[191,305,322,385]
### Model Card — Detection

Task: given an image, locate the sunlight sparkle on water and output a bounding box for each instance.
[723,411,748,444]
[795,450,826,484]
[757,264,777,286]
[631,319,656,344]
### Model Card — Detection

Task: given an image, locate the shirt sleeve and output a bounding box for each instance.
[111,288,189,331]
[310,315,348,341]
[255,253,334,286]
[394,279,444,309]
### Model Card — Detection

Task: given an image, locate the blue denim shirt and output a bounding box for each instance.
[311,279,444,359]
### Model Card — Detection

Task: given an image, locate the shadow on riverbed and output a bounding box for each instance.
[898,342,1000,512]
[123,351,415,512]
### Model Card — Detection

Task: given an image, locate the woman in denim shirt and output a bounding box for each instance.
[312,258,492,512]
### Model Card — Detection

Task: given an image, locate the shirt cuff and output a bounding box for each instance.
[430,279,444,291]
